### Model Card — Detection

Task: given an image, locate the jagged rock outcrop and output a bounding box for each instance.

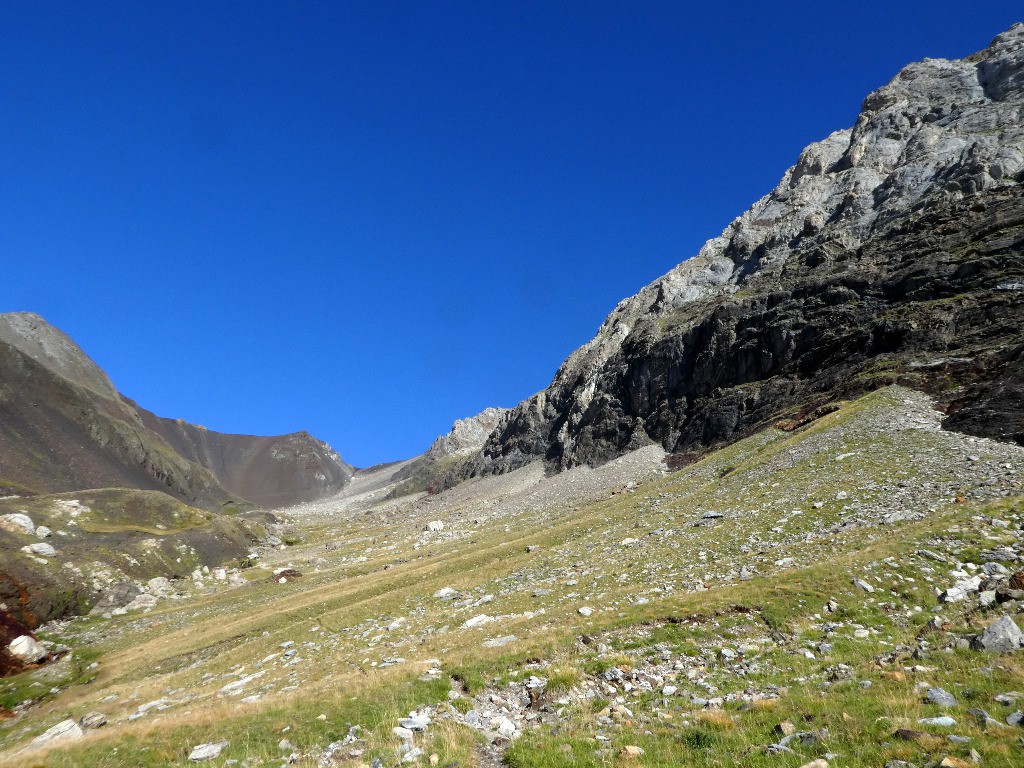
[0,313,353,508]
[424,408,509,459]
[463,24,1024,478]
[385,407,510,496]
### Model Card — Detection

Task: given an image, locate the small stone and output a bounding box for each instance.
[79,712,107,729]
[939,758,973,768]
[775,721,797,736]
[1007,710,1023,726]
[429,755,439,766]
[853,579,874,593]
[433,587,457,599]
[578,606,593,617]
[619,745,645,758]
[495,716,517,738]
[36,525,52,538]
[424,520,444,532]
[797,760,829,768]
[188,741,229,762]
[29,719,83,748]
[400,714,431,731]
[919,716,957,727]
[20,542,56,558]
[402,747,424,763]
[926,688,958,708]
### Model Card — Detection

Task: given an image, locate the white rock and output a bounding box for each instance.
[433,587,457,599]
[424,520,444,532]
[8,635,48,664]
[188,741,229,761]
[462,614,492,628]
[400,714,431,731]
[21,542,55,558]
[0,512,34,535]
[495,716,517,738]
[35,525,52,538]
[578,606,594,617]
[29,719,83,749]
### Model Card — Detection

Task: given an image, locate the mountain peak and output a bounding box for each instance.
[0,312,119,400]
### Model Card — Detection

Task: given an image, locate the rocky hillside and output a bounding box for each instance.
[0,313,353,509]
[458,24,1024,480]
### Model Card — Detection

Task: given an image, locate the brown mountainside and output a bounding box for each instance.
[0,312,352,509]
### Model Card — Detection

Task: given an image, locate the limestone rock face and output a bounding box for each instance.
[425,408,509,459]
[466,24,1024,477]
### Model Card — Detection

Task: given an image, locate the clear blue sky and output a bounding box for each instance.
[2,2,1020,467]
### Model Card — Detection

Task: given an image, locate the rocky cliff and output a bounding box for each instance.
[461,24,1024,479]
[0,313,353,508]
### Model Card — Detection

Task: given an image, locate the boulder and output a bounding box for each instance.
[7,635,48,664]
[79,712,107,729]
[188,741,229,761]
[20,542,55,558]
[29,719,83,749]
[0,513,34,535]
[972,615,1024,652]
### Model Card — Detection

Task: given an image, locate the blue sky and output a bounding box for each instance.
[2,2,1020,467]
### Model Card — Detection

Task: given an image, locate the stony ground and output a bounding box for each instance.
[1,386,1023,768]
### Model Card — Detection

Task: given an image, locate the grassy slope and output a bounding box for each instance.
[0,489,262,626]
[1,388,1022,767]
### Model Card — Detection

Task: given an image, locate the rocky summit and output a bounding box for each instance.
[441,23,1024,483]
[2,22,1024,768]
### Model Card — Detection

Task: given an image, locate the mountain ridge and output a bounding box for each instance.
[0,312,353,509]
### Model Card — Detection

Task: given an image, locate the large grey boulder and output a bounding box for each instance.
[972,615,1024,652]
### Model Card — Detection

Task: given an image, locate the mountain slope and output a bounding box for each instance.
[459,23,1024,480]
[0,313,353,509]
